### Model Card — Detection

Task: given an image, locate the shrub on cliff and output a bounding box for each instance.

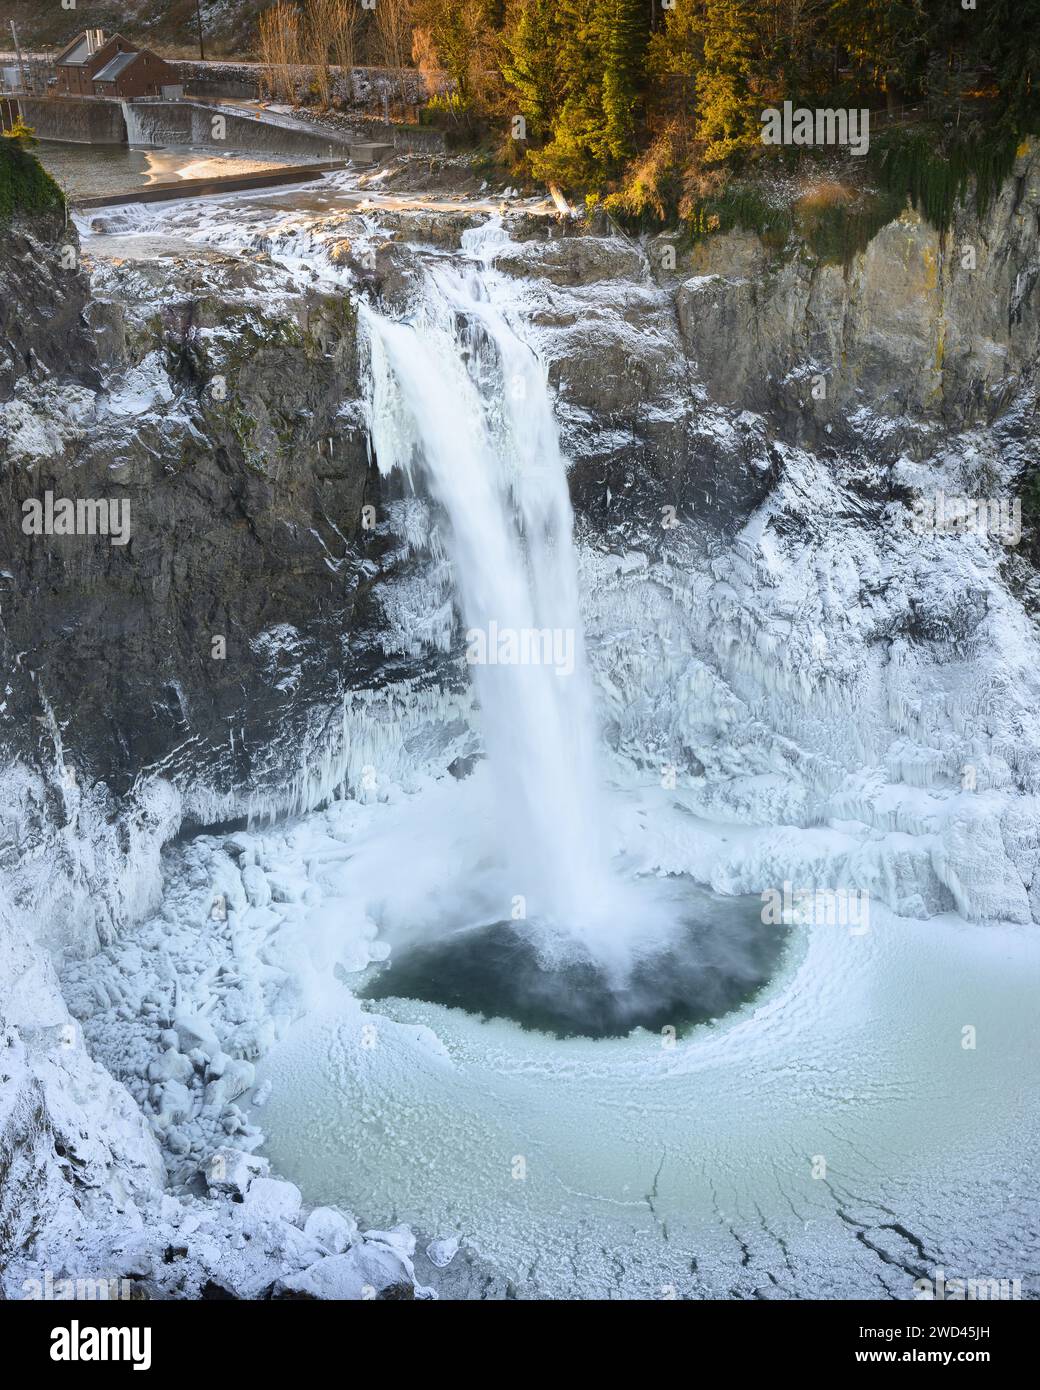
[0,124,65,224]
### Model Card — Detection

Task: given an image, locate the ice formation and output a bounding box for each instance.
[4,173,1039,1301]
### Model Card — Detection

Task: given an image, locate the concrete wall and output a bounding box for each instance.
[16,93,445,158]
[171,61,261,101]
[18,97,127,145]
[123,101,355,158]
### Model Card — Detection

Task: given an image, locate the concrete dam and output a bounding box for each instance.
[14,95,439,165]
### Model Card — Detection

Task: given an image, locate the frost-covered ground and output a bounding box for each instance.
[6,177,1040,1299]
[59,771,1040,1298]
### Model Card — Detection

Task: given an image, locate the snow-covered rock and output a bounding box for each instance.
[426,1236,460,1268]
[242,1177,303,1225]
[303,1206,358,1253]
[273,1241,428,1300]
[205,1146,268,1197]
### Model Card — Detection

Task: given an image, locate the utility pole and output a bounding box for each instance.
[194,0,207,62]
[10,21,27,95]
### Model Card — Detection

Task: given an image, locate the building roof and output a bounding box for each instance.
[56,31,132,66]
[92,51,143,84]
[56,34,95,65]
[56,30,111,65]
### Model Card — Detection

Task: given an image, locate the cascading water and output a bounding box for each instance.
[120,101,157,149]
[363,249,619,963]
[355,230,784,1018]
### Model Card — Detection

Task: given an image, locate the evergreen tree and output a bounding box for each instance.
[501,0,564,141]
[828,0,930,108]
[979,0,1040,127]
[597,0,648,163]
[526,0,602,186]
[497,0,1039,197]
[695,0,761,162]
[506,0,648,188]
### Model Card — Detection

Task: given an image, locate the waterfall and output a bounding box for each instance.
[363,252,617,955]
[121,100,157,149]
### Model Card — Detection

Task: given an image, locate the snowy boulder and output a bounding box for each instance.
[224,832,257,864]
[268,876,304,904]
[241,864,271,908]
[206,1050,230,1079]
[173,1011,221,1058]
[225,1057,256,1096]
[363,1224,416,1259]
[205,1146,268,1196]
[166,1126,192,1156]
[242,1176,303,1224]
[426,1236,460,1269]
[205,1057,255,1109]
[274,1243,420,1300]
[159,1079,195,1125]
[303,1206,358,1253]
[147,1047,194,1085]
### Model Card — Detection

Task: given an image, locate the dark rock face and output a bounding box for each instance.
[487,227,782,543]
[0,208,98,402]
[0,215,394,949]
[485,143,1040,556]
[662,149,1040,451]
[4,269,373,803]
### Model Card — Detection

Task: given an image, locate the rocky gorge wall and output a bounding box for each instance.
[0,194,436,1296]
[1,141,1039,1294]
[498,141,1040,928]
[0,207,389,958]
[2,142,1038,976]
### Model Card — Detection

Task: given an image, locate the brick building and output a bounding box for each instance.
[92,48,180,100]
[53,30,133,97]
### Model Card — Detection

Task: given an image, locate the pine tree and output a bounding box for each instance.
[828,0,930,108]
[695,0,761,163]
[500,0,562,141]
[979,0,1040,127]
[597,0,647,163]
[504,0,649,188]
